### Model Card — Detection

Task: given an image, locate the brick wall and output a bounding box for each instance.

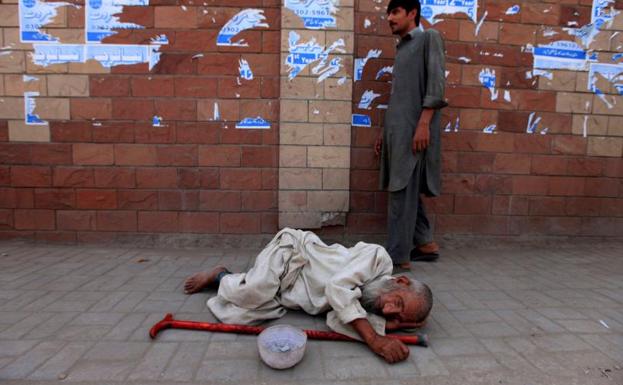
[0,0,622,243]
[0,0,280,243]
[348,0,623,238]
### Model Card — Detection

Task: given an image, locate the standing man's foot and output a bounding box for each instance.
[183,266,228,294]
[410,242,440,262]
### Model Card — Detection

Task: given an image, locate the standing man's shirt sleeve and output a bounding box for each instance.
[422,29,448,110]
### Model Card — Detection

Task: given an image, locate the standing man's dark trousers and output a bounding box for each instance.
[386,157,433,265]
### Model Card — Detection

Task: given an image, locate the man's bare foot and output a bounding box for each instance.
[183,266,228,294]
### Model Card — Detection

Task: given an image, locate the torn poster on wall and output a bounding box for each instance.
[239,59,253,80]
[236,117,271,129]
[19,0,72,42]
[24,92,47,125]
[86,0,149,43]
[588,63,623,97]
[420,0,478,24]
[354,49,381,82]
[285,31,345,81]
[592,0,619,27]
[478,68,498,100]
[285,0,338,29]
[351,114,371,127]
[32,43,163,70]
[505,5,520,15]
[531,41,594,71]
[217,9,269,46]
[358,90,381,109]
[375,65,392,80]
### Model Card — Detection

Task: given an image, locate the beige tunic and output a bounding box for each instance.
[207,228,393,339]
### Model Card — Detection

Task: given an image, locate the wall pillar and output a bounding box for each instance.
[278,0,355,228]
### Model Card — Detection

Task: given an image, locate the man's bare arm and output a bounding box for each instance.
[349,318,409,363]
[412,108,434,153]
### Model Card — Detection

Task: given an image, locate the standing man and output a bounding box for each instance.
[375,0,447,269]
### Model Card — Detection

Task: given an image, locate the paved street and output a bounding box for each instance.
[0,239,622,385]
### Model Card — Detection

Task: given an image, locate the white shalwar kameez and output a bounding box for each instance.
[207,228,393,339]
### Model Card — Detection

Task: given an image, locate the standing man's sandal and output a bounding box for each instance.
[410,242,439,262]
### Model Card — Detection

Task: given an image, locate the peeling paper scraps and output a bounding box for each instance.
[592,0,619,28]
[483,124,496,134]
[543,28,558,37]
[526,112,542,134]
[613,53,623,62]
[285,31,345,82]
[32,43,163,70]
[588,63,623,97]
[213,102,220,120]
[217,9,268,47]
[533,69,553,80]
[420,0,478,24]
[337,76,347,85]
[312,56,342,83]
[352,114,371,127]
[354,49,382,82]
[377,104,387,109]
[505,5,520,15]
[152,115,163,127]
[444,117,460,132]
[375,65,393,80]
[150,34,169,44]
[458,56,471,63]
[503,89,511,102]
[564,23,602,48]
[239,58,253,80]
[236,117,270,129]
[358,90,381,109]
[24,92,47,126]
[285,0,338,29]
[478,68,498,100]
[19,0,75,42]
[364,18,372,28]
[583,115,589,137]
[532,41,593,71]
[474,11,487,36]
[23,75,39,82]
[86,0,149,43]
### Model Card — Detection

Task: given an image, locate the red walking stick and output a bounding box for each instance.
[149,313,428,347]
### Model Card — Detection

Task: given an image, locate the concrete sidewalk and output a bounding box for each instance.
[0,240,622,385]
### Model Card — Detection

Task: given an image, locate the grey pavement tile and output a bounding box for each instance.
[157,328,213,342]
[0,340,40,359]
[324,355,389,380]
[289,343,325,380]
[19,291,69,312]
[0,341,66,379]
[535,307,589,320]
[0,311,30,324]
[104,313,148,341]
[70,312,126,326]
[429,311,472,337]
[161,342,206,382]
[111,291,150,312]
[430,337,487,357]
[450,310,502,324]
[0,312,51,340]
[66,360,135,381]
[531,334,594,352]
[205,340,257,359]
[557,319,612,333]
[23,312,79,340]
[88,291,131,312]
[464,322,520,338]
[492,351,536,372]
[580,334,623,362]
[55,325,112,341]
[83,341,150,361]
[413,349,449,377]
[28,341,94,380]
[442,354,502,372]
[195,358,260,382]
[127,342,179,381]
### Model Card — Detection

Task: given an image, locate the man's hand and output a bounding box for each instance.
[374,134,383,157]
[349,318,409,364]
[412,122,430,153]
[369,334,410,363]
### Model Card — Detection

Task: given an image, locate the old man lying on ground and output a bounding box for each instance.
[183,228,433,364]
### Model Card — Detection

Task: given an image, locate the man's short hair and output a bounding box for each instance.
[412,281,433,323]
[386,0,421,26]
